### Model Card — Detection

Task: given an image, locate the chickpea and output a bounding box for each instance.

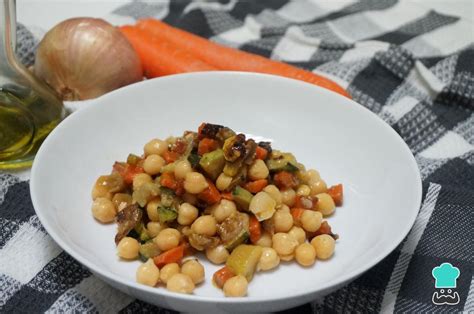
[316,193,336,216]
[182,193,197,205]
[272,233,298,256]
[117,237,140,259]
[310,179,327,196]
[281,188,296,207]
[273,210,294,233]
[136,258,160,287]
[263,185,282,205]
[296,185,311,196]
[142,154,165,175]
[91,197,116,223]
[178,203,199,226]
[91,175,117,200]
[288,226,306,245]
[133,173,152,191]
[223,275,248,297]
[301,210,322,232]
[191,215,217,236]
[249,192,276,221]
[212,199,237,223]
[146,197,160,222]
[181,259,205,284]
[112,193,132,212]
[257,247,280,271]
[305,169,321,184]
[147,222,164,238]
[279,253,294,262]
[255,232,272,247]
[248,159,269,181]
[206,245,230,264]
[277,204,290,213]
[167,273,195,294]
[184,172,209,194]
[311,235,335,260]
[174,159,192,180]
[154,228,181,251]
[160,263,180,284]
[216,173,232,191]
[295,243,316,267]
[144,138,167,156]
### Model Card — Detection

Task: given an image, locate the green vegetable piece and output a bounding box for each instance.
[127,153,141,165]
[266,152,299,172]
[224,229,249,252]
[226,244,262,281]
[160,187,176,207]
[232,186,253,211]
[223,159,243,177]
[199,149,225,180]
[188,153,201,168]
[131,222,151,243]
[139,241,161,261]
[158,206,178,223]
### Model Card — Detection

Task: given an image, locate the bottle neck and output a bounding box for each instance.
[0,0,22,88]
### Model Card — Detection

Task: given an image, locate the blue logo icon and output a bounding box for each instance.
[432,263,460,306]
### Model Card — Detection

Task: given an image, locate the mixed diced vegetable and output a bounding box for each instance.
[91,123,343,297]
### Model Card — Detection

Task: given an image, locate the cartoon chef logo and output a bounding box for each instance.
[432,263,460,306]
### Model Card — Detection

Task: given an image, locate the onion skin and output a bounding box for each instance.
[34,18,143,101]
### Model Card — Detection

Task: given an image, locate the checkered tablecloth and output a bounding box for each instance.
[2,0,473,313]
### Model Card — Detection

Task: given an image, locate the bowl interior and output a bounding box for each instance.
[31,72,421,304]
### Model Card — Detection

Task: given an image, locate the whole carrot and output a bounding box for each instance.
[119,25,217,77]
[136,19,350,97]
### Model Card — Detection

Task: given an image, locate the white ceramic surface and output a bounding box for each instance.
[30,72,422,313]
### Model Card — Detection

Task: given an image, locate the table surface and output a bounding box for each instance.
[2,1,473,313]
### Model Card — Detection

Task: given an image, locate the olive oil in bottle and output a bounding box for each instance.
[0,0,64,169]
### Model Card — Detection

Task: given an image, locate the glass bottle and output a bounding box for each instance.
[0,0,65,169]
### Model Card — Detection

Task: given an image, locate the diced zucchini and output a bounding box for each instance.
[160,162,175,173]
[139,241,161,261]
[223,159,243,177]
[127,222,150,243]
[199,149,226,180]
[226,244,262,281]
[224,229,249,252]
[158,206,177,223]
[266,152,299,172]
[160,187,176,207]
[188,153,201,168]
[232,186,253,211]
[127,153,141,165]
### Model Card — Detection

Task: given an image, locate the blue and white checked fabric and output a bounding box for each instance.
[2,1,473,313]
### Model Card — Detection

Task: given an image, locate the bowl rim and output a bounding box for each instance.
[30,71,422,304]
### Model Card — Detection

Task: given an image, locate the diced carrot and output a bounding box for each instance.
[119,26,217,77]
[291,207,305,222]
[113,162,144,185]
[255,146,268,160]
[160,172,178,190]
[198,138,219,156]
[213,266,235,289]
[162,150,180,164]
[273,171,298,189]
[135,19,350,98]
[249,215,262,244]
[153,244,186,268]
[221,192,233,201]
[294,195,314,209]
[243,179,268,194]
[198,180,221,204]
[327,184,343,206]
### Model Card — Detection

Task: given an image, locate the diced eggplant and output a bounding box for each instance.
[223,134,246,162]
[115,204,142,244]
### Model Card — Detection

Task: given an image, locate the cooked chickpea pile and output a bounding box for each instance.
[91,123,343,297]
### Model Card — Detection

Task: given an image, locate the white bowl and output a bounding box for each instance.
[30,72,421,313]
